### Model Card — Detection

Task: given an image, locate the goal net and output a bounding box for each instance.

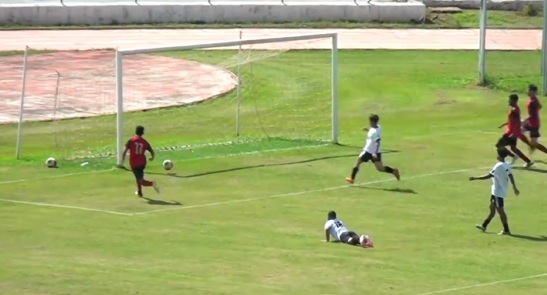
[9,33,338,164]
[114,32,339,165]
[10,48,114,161]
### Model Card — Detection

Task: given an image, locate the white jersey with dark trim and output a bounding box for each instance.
[363,126,381,154]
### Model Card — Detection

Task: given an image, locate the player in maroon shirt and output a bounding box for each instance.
[121,126,160,197]
[521,84,547,157]
[496,94,534,168]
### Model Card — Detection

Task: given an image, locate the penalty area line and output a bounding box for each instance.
[0,198,133,216]
[134,165,491,216]
[409,272,547,295]
[0,168,116,185]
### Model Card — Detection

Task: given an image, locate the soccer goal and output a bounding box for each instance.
[114,32,339,165]
[11,33,338,163]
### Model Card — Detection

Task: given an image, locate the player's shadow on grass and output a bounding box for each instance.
[353,186,417,194]
[140,196,182,206]
[512,166,547,174]
[147,150,400,179]
[509,234,547,242]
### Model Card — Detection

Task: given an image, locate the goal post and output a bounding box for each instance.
[115,32,339,166]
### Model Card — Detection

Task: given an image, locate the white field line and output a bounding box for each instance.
[134,165,491,215]
[177,143,330,162]
[410,272,547,295]
[0,168,116,185]
[0,198,133,216]
[0,165,490,216]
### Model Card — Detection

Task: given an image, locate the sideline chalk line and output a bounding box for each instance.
[134,165,491,215]
[0,165,489,217]
[0,198,133,216]
[410,272,547,295]
[0,167,116,185]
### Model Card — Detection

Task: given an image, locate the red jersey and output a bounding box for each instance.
[526,96,541,128]
[126,135,151,168]
[505,105,522,137]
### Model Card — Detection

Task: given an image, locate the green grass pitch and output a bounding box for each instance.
[0,50,546,295]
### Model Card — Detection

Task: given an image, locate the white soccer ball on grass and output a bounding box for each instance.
[163,159,174,171]
[46,157,57,168]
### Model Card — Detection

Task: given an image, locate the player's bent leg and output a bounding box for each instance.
[494,197,511,235]
[530,132,547,153]
[339,232,352,245]
[346,231,361,246]
[477,198,497,232]
[346,157,364,184]
[509,146,533,167]
[373,161,400,181]
[132,167,145,197]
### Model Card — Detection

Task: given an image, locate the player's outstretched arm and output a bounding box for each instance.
[469,174,492,181]
[324,229,330,242]
[148,147,155,161]
[508,174,520,196]
[498,122,508,129]
[119,147,129,168]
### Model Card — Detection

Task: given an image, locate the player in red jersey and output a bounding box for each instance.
[121,126,160,197]
[496,94,534,168]
[521,84,547,158]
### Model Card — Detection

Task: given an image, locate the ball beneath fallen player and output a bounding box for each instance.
[46,157,57,168]
[163,159,174,171]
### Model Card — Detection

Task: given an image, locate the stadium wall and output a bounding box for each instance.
[0,2,426,26]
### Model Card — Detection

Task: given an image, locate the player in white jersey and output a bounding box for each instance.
[469,149,520,235]
[323,211,373,248]
[346,114,400,184]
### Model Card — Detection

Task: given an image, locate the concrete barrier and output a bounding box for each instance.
[0,2,427,26]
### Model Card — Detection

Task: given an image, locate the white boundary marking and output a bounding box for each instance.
[177,143,330,162]
[0,198,133,216]
[134,166,490,215]
[0,166,489,216]
[0,167,116,185]
[410,272,547,295]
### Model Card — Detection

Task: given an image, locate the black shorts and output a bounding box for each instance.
[340,231,359,244]
[131,165,146,180]
[359,151,381,163]
[523,125,541,138]
[496,134,517,148]
[490,195,505,208]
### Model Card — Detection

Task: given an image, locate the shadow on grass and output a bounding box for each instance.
[509,234,547,242]
[353,186,417,194]
[147,150,400,179]
[140,196,182,206]
[512,166,547,174]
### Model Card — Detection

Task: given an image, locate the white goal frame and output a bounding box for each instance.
[115,32,339,166]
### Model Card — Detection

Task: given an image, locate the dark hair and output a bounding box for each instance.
[327,211,337,220]
[497,148,510,160]
[529,84,538,92]
[509,94,519,101]
[369,114,380,123]
[136,125,145,136]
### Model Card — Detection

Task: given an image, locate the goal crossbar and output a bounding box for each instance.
[115,32,338,166]
[118,32,338,54]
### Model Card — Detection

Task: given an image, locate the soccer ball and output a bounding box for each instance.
[163,159,174,171]
[46,157,57,168]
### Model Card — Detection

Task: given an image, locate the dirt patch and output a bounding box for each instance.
[0,50,238,123]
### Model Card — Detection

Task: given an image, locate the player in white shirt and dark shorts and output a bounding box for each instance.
[346,114,400,184]
[323,211,373,248]
[469,149,520,235]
